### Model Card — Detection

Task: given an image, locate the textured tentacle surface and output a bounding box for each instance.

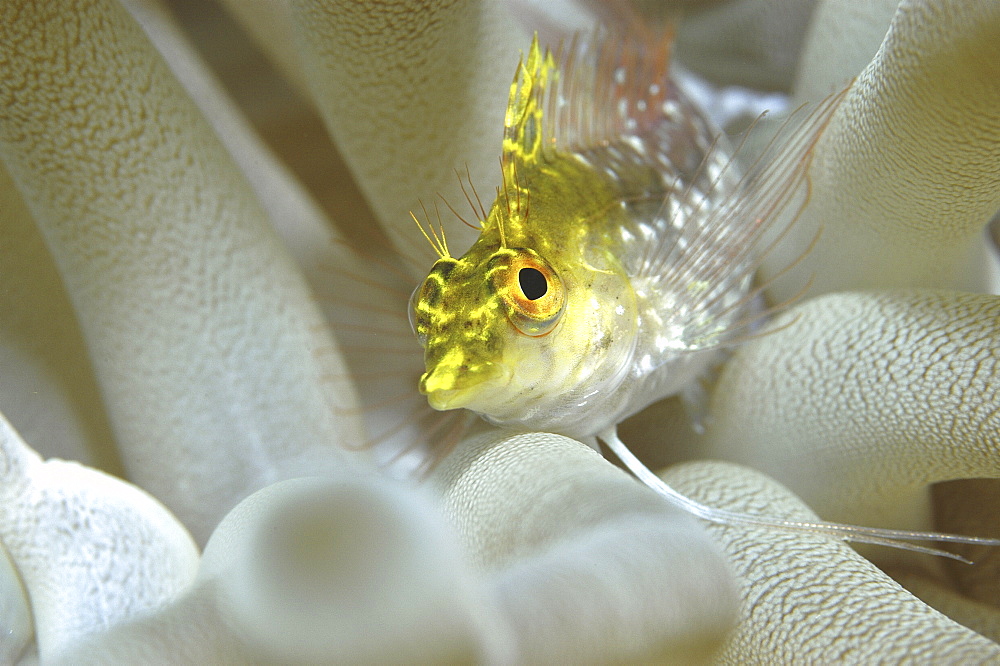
[663,461,1000,663]
[431,430,739,664]
[59,475,513,664]
[889,564,1000,644]
[762,0,1000,300]
[0,0,365,542]
[703,290,1000,533]
[289,0,527,257]
[0,412,198,662]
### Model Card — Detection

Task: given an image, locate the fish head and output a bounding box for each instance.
[411,236,639,432]
[411,244,562,409]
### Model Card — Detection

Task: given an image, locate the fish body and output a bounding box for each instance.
[412,29,772,439]
[407,26,1000,559]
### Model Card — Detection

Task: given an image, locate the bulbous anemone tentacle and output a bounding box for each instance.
[430,430,739,664]
[199,476,512,663]
[663,461,1000,662]
[703,290,1000,547]
[0,412,198,663]
[288,0,527,257]
[56,475,514,664]
[0,0,365,543]
[762,0,1000,300]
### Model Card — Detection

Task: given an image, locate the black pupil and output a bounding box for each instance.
[518,267,547,300]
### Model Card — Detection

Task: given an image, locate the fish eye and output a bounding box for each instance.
[518,267,547,300]
[492,250,565,337]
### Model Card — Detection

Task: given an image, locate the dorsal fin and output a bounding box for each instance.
[502,26,679,169]
[502,35,556,166]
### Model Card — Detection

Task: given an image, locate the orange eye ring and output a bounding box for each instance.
[490,249,565,337]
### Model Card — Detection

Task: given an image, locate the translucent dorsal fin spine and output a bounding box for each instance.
[662,91,839,287]
[695,90,845,339]
[643,85,850,351]
[600,428,1000,563]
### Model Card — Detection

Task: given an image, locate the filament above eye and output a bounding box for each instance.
[518,267,547,300]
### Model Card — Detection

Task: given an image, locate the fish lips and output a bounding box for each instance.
[419,360,511,412]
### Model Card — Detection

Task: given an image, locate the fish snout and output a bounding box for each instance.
[419,359,509,411]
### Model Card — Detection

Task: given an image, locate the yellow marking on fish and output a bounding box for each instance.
[503,38,555,166]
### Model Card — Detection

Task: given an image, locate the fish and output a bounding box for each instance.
[411,28,763,438]
[406,27,1000,559]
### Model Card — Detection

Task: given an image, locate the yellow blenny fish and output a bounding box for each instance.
[408,28,1000,558]
[412,29,754,436]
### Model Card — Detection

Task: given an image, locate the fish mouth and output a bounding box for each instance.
[425,388,473,411]
[419,361,509,411]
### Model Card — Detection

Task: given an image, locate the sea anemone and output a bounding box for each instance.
[0,0,997,662]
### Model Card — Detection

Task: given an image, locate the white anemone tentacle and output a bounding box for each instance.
[0,0,366,543]
[762,0,1000,300]
[663,460,1000,662]
[0,412,198,663]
